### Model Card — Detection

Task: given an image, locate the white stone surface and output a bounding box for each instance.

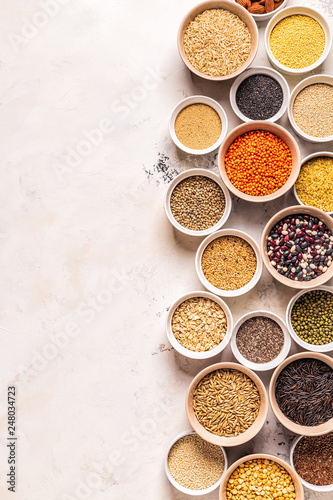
[0,0,332,499]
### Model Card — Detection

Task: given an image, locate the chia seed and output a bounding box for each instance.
[235,74,284,120]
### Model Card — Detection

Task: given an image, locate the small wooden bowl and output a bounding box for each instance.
[185,362,268,447]
[219,453,304,500]
[260,205,333,289]
[177,0,259,81]
[269,352,333,436]
[218,121,300,202]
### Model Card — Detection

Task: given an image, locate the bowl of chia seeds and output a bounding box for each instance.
[229,66,289,123]
[286,286,333,352]
[231,310,291,371]
[164,169,232,237]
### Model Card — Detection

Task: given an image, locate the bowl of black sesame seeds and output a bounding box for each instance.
[231,310,291,371]
[229,66,289,123]
[165,169,232,237]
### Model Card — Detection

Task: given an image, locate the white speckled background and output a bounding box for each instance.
[0,0,332,499]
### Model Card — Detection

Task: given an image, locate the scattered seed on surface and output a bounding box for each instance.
[236,316,284,363]
[236,74,284,120]
[175,104,222,150]
[292,83,333,138]
[293,432,333,486]
[295,156,333,212]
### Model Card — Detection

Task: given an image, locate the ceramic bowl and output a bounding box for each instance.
[185,362,268,447]
[177,0,259,81]
[229,66,289,123]
[231,310,291,371]
[260,205,333,289]
[233,0,288,23]
[288,75,333,143]
[265,6,332,75]
[166,290,233,360]
[218,121,300,202]
[286,286,333,353]
[165,429,228,495]
[269,352,333,436]
[219,453,304,500]
[290,434,333,493]
[164,169,232,237]
[195,228,262,297]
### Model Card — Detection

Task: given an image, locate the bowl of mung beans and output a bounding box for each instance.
[219,453,304,500]
[293,152,333,214]
[269,352,333,436]
[169,96,228,155]
[290,433,333,492]
[265,6,332,75]
[177,0,259,81]
[261,205,333,289]
[218,121,300,202]
[231,310,291,371]
[288,75,333,143]
[195,228,262,297]
[186,362,268,447]
[165,429,228,495]
[164,169,232,237]
[166,291,233,359]
[286,286,333,353]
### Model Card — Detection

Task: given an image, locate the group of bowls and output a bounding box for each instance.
[164,0,333,497]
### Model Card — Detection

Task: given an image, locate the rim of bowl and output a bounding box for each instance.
[290,434,333,492]
[166,290,233,359]
[286,286,333,353]
[169,95,228,155]
[219,453,304,500]
[293,151,333,215]
[177,0,259,82]
[229,66,290,123]
[260,205,333,289]
[165,429,228,495]
[218,121,301,202]
[185,362,268,447]
[269,351,333,436]
[164,168,232,237]
[288,74,333,143]
[231,310,291,371]
[265,6,332,75]
[236,0,289,23]
[195,228,262,297]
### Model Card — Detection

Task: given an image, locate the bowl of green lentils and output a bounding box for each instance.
[286,286,333,352]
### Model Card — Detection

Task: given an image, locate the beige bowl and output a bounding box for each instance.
[218,121,300,202]
[269,352,333,436]
[219,453,304,500]
[260,205,333,289]
[177,0,259,81]
[185,362,268,447]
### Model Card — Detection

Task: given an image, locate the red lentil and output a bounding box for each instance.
[224,130,292,196]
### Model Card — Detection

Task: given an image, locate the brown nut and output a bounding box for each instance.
[248,2,265,13]
[236,0,248,7]
[274,0,284,7]
[265,0,274,12]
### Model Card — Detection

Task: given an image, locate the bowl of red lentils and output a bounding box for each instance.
[165,429,228,495]
[164,169,232,236]
[261,205,333,289]
[219,453,304,500]
[218,121,300,202]
[288,75,333,143]
[265,6,332,75]
[169,96,228,155]
[195,228,262,297]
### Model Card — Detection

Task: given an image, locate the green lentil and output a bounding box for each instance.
[295,156,333,212]
[290,289,333,345]
[269,15,325,69]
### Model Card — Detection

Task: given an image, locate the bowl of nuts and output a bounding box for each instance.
[185,362,268,447]
[234,0,288,22]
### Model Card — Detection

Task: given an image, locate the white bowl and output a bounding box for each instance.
[169,95,228,155]
[265,6,332,75]
[164,169,232,237]
[229,66,289,123]
[165,429,228,495]
[288,75,333,143]
[290,434,333,492]
[293,152,333,215]
[166,290,233,359]
[195,229,262,297]
[231,310,291,371]
[235,0,288,24]
[286,286,333,352]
